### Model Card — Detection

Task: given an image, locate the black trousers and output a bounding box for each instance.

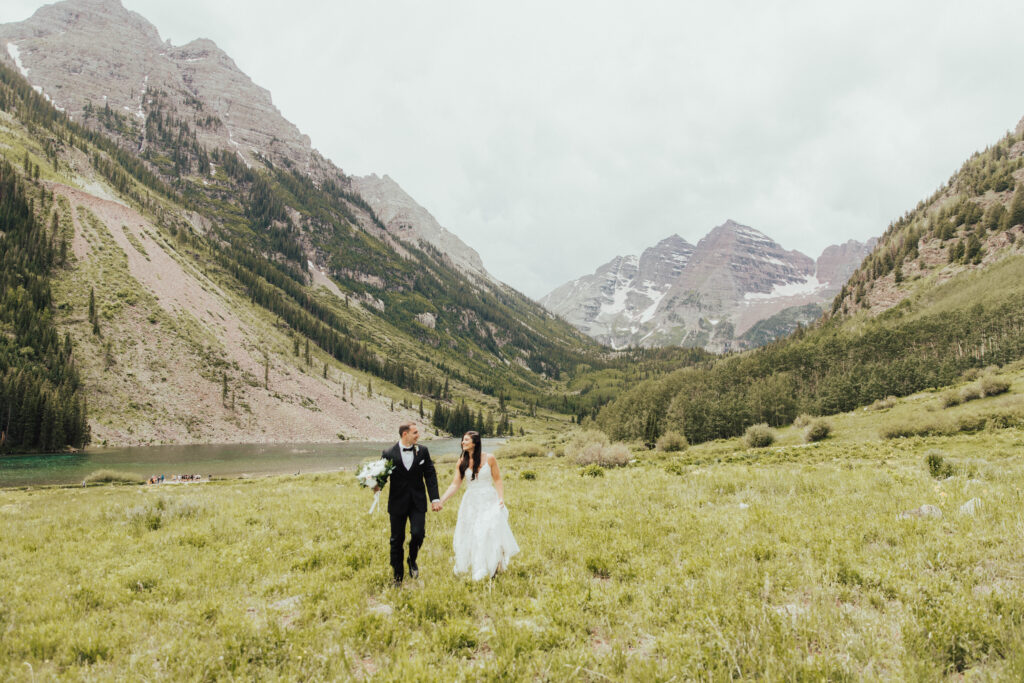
[389,508,425,579]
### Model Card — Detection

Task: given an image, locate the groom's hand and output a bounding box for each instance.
[431,501,442,512]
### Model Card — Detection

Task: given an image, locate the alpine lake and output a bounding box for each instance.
[0,438,507,488]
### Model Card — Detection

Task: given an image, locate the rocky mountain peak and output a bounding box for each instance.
[542,221,872,351]
[26,0,161,44]
[1,1,496,287]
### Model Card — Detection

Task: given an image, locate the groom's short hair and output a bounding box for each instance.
[398,422,415,437]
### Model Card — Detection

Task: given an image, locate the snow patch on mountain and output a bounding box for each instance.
[6,42,28,78]
[744,275,825,301]
[542,221,873,351]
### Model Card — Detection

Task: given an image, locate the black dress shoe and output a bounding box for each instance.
[408,560,419,579]
[392,575,403,587]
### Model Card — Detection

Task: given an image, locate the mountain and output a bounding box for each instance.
[541,220,873,351]
[595,117,1024,447]
[0,0,486,276]
[539,234,693,346]
[0,0,614,450]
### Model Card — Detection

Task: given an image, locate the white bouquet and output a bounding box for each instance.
[356,459,394,514]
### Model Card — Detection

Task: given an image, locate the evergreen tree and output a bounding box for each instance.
[1006,184,1024,229]
[982,203,1004,233]
[964,233,983,264]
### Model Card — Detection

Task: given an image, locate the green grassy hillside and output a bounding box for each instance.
[597,118,1024,446]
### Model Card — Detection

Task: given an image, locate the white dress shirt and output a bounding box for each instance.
[398,442,415,470]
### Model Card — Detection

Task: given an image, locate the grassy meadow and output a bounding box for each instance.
[2,385,1024,680]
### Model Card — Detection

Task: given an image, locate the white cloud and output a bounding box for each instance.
[3,0,1022,298]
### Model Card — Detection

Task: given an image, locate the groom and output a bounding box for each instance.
[379,422,440,585]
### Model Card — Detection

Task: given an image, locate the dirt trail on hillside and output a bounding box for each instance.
[51,182,420,447]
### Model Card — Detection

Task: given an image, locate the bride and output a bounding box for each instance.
[439,431,520,580]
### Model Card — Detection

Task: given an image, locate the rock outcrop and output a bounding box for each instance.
[351,173,491,279]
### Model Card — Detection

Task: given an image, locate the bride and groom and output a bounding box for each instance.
[378,422,519,584]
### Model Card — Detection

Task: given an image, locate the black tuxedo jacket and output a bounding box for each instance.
[382,443,440,515]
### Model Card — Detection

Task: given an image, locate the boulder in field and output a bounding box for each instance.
[898,504,942,520]
[959,497,982,516]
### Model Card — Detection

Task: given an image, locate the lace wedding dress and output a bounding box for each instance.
[453,462,520,580]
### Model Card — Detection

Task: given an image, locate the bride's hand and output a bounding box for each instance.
[498,500,505,508]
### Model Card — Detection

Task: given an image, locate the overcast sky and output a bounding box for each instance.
[4,1,1024,297]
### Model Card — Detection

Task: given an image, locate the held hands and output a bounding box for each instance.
[431,500,443,512]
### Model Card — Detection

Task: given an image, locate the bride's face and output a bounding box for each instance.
[461,434,473,452]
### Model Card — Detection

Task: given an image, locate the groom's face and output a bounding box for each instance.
[403,425,420,445]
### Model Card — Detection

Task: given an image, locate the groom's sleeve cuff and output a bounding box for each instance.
[431,499,440,503]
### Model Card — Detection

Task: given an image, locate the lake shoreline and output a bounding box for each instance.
[0,437,505,489]
[0,435,464,459]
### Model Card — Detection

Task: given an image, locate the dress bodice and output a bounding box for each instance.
[465,461,493,490]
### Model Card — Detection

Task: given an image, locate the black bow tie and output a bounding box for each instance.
[401,447,414,452]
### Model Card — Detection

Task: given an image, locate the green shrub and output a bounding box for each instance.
[940,390,962,408]
[980,376,1010,397]
[960,385,983,402]
[986,407,1024,429]
[664,462,686,476]
[956,414,987,433]
[655,430,688,452]
[567,432,631,467]
[960,367,981,381]
[880,420,945,439]
[804,420,832,443]
[520,470,537,480]
[82,469,145,485]
[744,423,775,448]
[793,414,813,428]
[599,444,632,467]
[869,396,897,411]
[497,441,547,458]
[925,451,955,479]
[564,430,609,461]
[579,464,605,477]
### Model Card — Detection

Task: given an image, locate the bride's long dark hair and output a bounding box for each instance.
[458,431,483,481]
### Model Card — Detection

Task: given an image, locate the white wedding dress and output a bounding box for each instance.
[453,462,520,580]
